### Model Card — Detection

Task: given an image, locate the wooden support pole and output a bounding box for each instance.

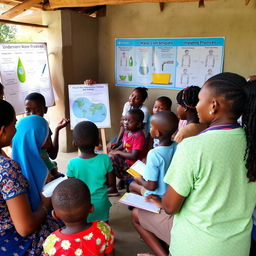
[100,128,107,154]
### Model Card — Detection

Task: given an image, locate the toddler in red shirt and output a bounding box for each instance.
[43,178,114,256]
[108,108,146,195]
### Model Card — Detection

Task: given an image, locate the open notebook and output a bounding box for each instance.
[127,160,146,178]
[119,192,160,213]
[42,176,67,197]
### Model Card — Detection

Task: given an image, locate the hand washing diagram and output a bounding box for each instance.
[181,50,191,68]
[180,69,189,87]
[115,38,224,89]
[176,44,223,89]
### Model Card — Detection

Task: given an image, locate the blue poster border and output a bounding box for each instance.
[115,37,225,90]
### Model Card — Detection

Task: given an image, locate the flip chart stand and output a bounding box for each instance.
[100,128,107,154]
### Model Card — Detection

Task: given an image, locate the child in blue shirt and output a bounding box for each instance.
[129,110,178,197]
[130,111,178,256]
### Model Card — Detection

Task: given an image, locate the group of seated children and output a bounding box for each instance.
[38,87,202,252]
[1,74,256,256]
[37,86,179,255]
[45,80,256,256]
[42,85,208,255]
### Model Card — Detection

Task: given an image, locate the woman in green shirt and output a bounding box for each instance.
[163,72,256,256]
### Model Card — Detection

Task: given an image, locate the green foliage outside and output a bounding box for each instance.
[0,23,35,43]
[0,23,17,42]
[15,34,34,43]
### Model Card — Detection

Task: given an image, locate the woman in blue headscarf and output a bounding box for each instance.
[0,101,62,256]
[12,115,49,211]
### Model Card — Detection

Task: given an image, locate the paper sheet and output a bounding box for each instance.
[42,176,67,197]
[119,192,160,213]
[127,160,146,178]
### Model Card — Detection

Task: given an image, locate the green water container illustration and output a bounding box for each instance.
[129,56,133,67]
[128,73,133,81]
[17,57,26,83]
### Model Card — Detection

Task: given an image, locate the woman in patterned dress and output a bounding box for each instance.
[0,99,62,255]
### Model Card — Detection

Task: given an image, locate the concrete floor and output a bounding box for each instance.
[56,152,153,256]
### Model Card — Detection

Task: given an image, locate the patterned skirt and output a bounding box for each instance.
[110,154,132,181]
[0,214,63,256]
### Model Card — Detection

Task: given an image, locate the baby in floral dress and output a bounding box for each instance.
[43,178,114,256]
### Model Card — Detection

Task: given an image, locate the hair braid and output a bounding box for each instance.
[176,86,200,114]
[242,80,256,181]
[207,72,256,182]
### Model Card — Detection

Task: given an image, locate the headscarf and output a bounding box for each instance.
[12,115,49,211]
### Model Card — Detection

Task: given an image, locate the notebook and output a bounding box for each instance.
[119,192,160,213]
[127,160,146,178]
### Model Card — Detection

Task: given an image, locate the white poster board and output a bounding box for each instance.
[68,84,111,129]
[0,43,55,114]
[115,37,225,89]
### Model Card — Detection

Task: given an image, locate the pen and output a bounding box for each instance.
[41,64,46,76]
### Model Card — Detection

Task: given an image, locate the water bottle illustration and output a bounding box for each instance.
[139,56,149,75]
[17,57,26,83]
[129,56,133,67]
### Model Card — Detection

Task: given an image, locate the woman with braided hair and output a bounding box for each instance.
[174,86,207,143]
[246,75,256,256]
[161,73,256,256]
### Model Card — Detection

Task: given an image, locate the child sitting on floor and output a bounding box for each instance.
[43,178,114,256]
[107,87,149,151]
[131,111,178,256]
[152,96,172,115]
[130,110,178,197]
[67,121,114,222]
[174,86,207,143]
[148,96,172,149]
[25,92,69,179]
[108,108,146,195]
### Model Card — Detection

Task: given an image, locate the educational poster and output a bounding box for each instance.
[0,43,55,114]
[176,46,223,88]
[68,84,111,129]
[115,38,225,89]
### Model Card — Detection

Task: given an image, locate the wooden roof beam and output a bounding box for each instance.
[0,0,42,9]
[0,0,22,5]
[0,0,42,19]
[47,0,211,9]
[0,18,48,27]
